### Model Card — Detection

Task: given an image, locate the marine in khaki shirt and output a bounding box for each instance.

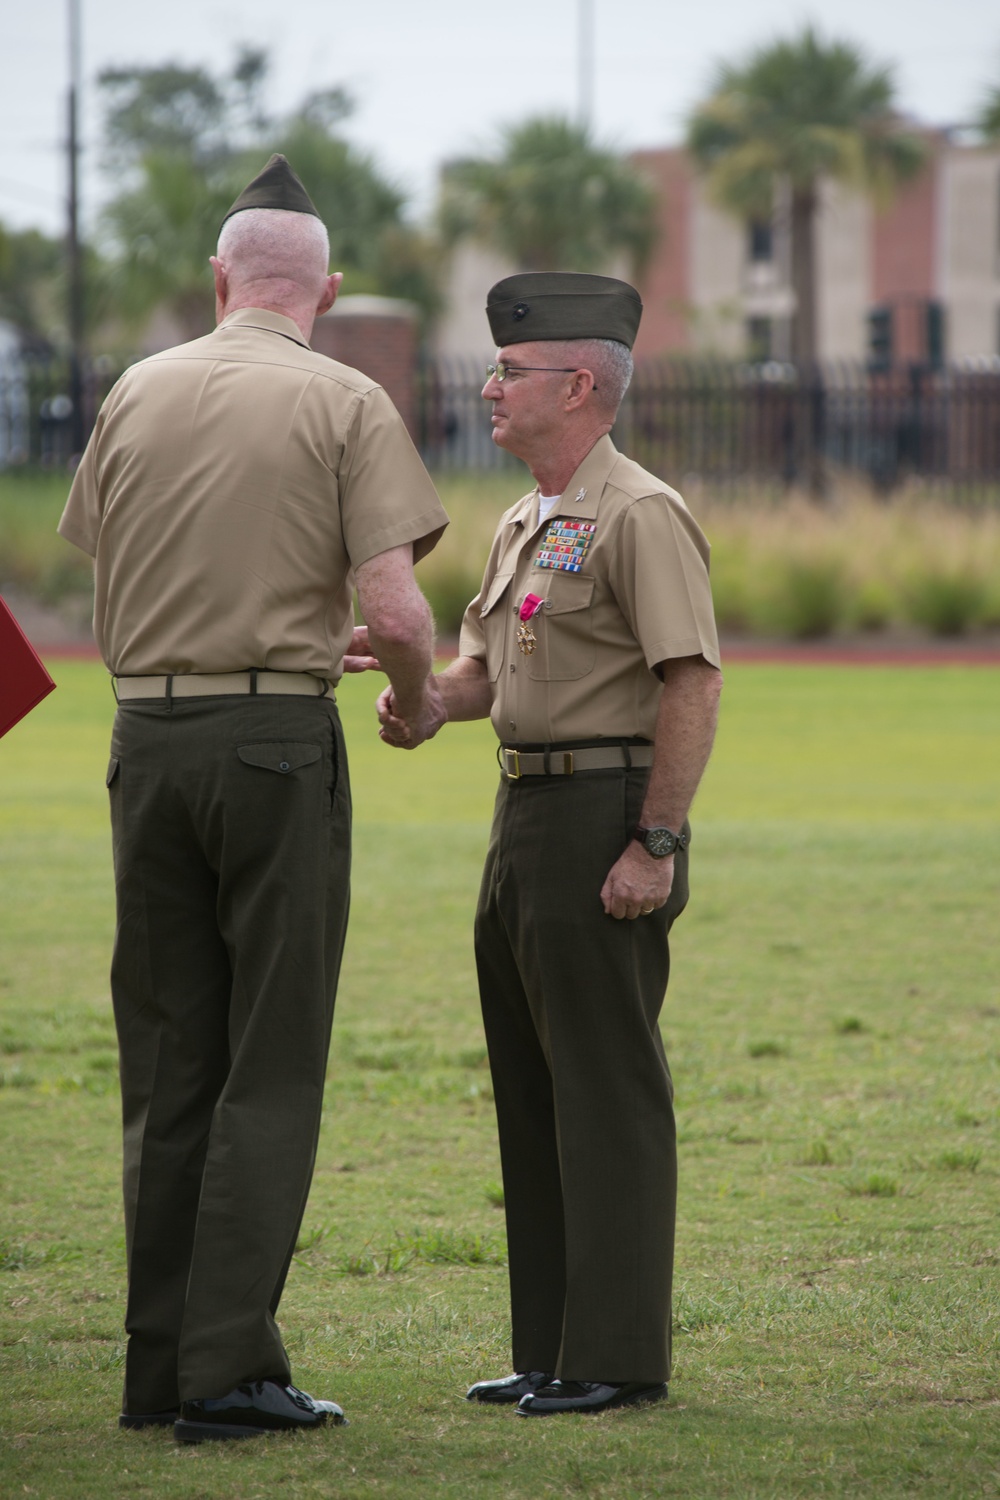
[56,156,448,1442]
[459,431,719,745]
[378,272,722,1418]
[59,306,445,680]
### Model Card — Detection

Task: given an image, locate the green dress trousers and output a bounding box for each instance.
[474,763,689,1385]
[107,693,351,1414]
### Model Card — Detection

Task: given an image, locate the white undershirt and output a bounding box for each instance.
[538,493,561,523]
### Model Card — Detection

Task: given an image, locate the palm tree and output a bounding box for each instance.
[439,116,656,276]
[686,27,926,366]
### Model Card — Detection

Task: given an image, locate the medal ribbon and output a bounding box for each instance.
[519,592,544,622]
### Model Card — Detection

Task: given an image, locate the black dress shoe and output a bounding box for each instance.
[517,1379,668,1416]
[119,1408,180,1430]
[466,1370,553,1404]
[174,1378,347,1443]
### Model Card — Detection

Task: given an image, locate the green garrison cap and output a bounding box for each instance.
[486,272,642,349]
[221,154,320,227]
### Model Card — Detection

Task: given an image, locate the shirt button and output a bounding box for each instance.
[509,663,515,673]
[279,760,290,772]
[509,720,516,731]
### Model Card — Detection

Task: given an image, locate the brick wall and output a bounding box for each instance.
[312,295,419,438]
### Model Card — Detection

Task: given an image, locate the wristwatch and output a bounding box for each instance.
[634,825,688,858]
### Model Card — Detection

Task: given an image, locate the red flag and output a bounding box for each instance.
[0,596,56,739]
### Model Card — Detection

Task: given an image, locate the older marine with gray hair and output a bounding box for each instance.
[379,271,722,1418]
[59,154,448,1441]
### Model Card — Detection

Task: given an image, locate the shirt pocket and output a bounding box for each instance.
[479,571,515,682]
[527,574,596,681]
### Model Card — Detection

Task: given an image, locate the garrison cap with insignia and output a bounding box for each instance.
[221,154,320,227]
[486,272,642,349]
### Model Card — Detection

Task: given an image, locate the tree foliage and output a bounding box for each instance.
[97,50,438,340]
[0,225,65,344]
[439,116,657,275]
[686,27,926,365]
[688,28,925,213]
[977,84,1000,141]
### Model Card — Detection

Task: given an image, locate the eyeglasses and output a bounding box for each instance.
[486,361,596,389]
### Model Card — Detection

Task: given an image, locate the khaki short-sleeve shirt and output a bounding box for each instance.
[58,308,448,679]
[459,435,719,743]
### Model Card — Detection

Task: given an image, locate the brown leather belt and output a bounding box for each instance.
[114,671,331,701]
[501,744,654,779]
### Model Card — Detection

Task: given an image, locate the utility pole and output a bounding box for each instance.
[66,0,86,458]
[578,0,594,131]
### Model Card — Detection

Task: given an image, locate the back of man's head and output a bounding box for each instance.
[216,208,331,315]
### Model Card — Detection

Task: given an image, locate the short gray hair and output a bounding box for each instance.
[546,337,634,415]
[586,339,634,413]
[217,208,330,292]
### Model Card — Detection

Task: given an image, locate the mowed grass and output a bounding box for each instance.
[0,659,998,1499]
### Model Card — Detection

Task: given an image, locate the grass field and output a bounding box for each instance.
[0,659,998,1498]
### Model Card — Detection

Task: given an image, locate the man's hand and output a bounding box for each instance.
[600,841,675,920]
[342,625,381,673]
[376,675,447,750]
[599,654,721,919]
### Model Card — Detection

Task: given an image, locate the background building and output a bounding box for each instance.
[436,135,1000,367]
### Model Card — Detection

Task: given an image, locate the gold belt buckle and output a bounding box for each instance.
[562,751,574,775]
[503,748,521,780]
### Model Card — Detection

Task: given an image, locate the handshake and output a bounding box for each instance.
[343,624,448,751]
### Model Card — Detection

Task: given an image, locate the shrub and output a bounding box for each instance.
[902,567,989,636]
[747,558,849,639]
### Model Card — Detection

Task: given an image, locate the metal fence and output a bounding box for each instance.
[5,349,1000,491]
[417,355,1000,491]
[0,352,124,469]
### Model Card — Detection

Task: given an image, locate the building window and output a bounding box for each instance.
[925,301,944,368]
[748,218,773,263]
[746,317,772,362]
[867,305,893,370]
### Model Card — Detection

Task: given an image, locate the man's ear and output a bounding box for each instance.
[209,256,228,322]
[565,368,597,411]
[317,272,344,318]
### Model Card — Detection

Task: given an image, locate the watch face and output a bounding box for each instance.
[643,827,677,858]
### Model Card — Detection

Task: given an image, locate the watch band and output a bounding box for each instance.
[634,824,688,857]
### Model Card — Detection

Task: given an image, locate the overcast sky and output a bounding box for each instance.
[1,0,997,237]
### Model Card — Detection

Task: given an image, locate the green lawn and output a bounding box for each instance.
[1,661,998,1498]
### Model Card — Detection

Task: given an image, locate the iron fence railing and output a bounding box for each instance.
[4,349,1000,491]
[0,352,125,469]
[419,355,1000,491]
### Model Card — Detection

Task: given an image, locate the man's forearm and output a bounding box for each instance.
[434,656,492,722]
[367,606,434,718]
[355,545,435,718]
[639,656,722,832]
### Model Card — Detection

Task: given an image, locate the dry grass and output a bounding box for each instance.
[417,470,1000,638]
[4,467,1000,641]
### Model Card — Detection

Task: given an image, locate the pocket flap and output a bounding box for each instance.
[541,574,595,615]
[106,757,120,788]
[237,742,321,774]
[479,571,515,619]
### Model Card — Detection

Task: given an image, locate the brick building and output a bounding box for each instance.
[435,135,1000,367]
